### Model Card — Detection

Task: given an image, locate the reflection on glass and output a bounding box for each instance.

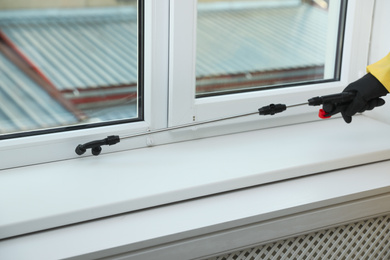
[0,0,138,135]
[196,0,342,97]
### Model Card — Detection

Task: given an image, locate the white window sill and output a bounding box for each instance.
[1,114,390,259]
[1,156,390,260]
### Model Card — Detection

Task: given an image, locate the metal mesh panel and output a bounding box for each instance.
[204,215,390,260]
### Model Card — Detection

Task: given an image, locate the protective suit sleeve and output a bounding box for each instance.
[366,52,390,92]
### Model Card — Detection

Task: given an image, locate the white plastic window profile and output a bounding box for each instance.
[168,0,375,136]
[0,0,170,170]
[0,0,377,170]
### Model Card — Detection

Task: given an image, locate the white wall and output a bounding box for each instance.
[369,0,390,64]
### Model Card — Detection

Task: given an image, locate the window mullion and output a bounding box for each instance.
[168,0,197,127]
[144,0,170,130]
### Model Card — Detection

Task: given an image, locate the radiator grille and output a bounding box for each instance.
[203,215,390,260]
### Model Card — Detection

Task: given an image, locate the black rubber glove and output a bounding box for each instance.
[323,73,388,123]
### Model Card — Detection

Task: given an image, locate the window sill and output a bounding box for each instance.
[1,114,390,258]
[2,156,390,259]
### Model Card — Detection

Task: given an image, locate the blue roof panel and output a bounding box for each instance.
[196,4,328,77]
[0,7,138,91]
[0,52,77,133]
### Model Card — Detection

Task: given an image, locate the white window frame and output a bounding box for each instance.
[168,0,371,131]
[0,0,170,170]
[0,0,376,170]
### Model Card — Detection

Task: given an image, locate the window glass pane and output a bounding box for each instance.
[196,0,344,97]
[0,0,140,136]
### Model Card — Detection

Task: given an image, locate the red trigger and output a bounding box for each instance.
[319,109,331,119]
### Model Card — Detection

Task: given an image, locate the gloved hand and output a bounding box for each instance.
[322,73,388,123]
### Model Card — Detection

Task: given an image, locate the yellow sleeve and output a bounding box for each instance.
[366,52,390,92]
